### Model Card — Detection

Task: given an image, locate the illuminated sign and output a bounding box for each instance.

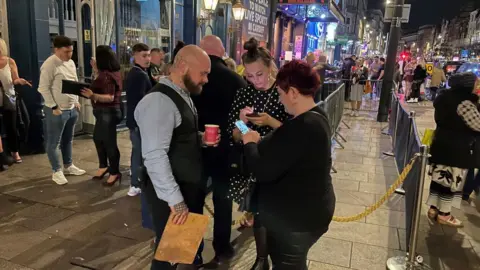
[243,0,270,42]
[278,0,325,3]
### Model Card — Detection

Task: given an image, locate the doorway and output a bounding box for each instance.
[75,0,96,134]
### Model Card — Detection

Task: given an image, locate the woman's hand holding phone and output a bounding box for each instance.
[246,112,271,127]
[242,130,261,144]
[239,106,254,123]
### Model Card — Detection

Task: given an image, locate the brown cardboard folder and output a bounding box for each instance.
[154,213,209,264]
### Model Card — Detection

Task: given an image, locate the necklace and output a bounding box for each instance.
[252,84,275,113]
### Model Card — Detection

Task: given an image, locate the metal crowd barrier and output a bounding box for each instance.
[384,92,432,270]
[316,83,349,173]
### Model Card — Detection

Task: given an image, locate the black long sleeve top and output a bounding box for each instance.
[244,106,336,232]
[125,65,152,129]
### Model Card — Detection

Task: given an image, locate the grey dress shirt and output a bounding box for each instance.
[134,77,197,206]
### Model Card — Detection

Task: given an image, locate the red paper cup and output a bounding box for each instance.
[204,125,219,146]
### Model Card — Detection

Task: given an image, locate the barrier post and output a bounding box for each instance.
[395,111,416,195]
[393,99,400,150]
[384,92,400,157]
[403,111,416,168]
[407,145,430,269]
[386,145,431,270]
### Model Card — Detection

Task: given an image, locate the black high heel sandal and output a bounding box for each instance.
[103,174,122,187]
[92,168,109,180]
[0,152,14,171]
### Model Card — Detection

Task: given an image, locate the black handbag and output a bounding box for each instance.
[1,86,16,111]
[238,178,256,212]
[228,143,256,212]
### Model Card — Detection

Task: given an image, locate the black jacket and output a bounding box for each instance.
[430,88,480,168]
[125,65,152,129]
[192,56,247,178]
[244,106,335,232]
[341,57,355,79]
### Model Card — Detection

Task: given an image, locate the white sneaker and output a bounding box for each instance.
[127,186,142,197]
[407,98,414,103]
[64,164,86,176]
[350,111,355,117]
[414,98,418,103]
[52,171,68,185]
[355,111,360,117]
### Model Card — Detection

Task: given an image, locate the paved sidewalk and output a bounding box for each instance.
[0,100,479,269]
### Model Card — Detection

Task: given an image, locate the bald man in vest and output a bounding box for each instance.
[192,36,247,266]
[136,45,217,270]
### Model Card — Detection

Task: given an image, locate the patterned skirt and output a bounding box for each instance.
[426,163,467,213]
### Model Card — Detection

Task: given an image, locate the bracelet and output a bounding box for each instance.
[174,202,188,213]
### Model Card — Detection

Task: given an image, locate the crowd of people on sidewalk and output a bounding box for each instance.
[0,35,337,269]
[5,31,480,269]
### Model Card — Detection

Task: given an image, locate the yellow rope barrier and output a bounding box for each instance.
[204,156,418,225]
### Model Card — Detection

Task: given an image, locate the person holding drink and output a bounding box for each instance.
[135,45,216,269]
[192,35,247,266]
[227,37,289,270]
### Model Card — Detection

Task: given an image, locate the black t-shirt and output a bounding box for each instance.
[376,64,385,79]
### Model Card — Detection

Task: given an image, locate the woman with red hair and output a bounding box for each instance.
[242,60,336,269]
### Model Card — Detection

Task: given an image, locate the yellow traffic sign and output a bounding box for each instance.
[426,63,433,75]
[84,30,91,42]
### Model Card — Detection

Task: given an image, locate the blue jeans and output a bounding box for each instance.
[44,107,78,172]
[129,128,142,187]
[141,193,154,231]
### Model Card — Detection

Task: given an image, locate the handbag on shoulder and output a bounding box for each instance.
[1,86,16,111]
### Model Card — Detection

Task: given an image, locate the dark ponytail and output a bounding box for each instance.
[171,40,185,64]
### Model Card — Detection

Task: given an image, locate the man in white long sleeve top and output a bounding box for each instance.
[38,36,86,185]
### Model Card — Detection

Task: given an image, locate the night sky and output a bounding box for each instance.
[368,0,480,31]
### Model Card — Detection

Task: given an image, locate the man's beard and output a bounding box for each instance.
[183,72,203,95]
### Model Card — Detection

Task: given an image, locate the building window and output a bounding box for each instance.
[346,17,350,25]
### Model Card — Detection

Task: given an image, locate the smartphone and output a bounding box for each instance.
[246,112,260,117]
[235,120,250,135]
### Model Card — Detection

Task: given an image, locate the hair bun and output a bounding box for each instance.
[243,37,259,53]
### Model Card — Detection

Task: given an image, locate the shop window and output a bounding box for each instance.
[116,0,173,76]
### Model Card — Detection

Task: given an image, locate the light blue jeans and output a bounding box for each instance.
[129,128,142,187]
[44,107,78,172]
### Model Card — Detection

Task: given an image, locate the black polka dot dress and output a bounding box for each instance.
[226,83,289,207]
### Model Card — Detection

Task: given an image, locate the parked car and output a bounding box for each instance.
[443,61,465,76]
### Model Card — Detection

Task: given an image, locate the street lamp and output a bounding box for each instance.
[198,0,219,26]
[232,1,246,21]
[437,35,442,39]
[203,0,219,12]
[366,24,370,28]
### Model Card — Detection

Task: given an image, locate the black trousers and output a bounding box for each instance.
[210,175,233,256]
[266,226,326,270]
[144,179,206,269]
[410,81,422,99]
[344,80,351,101]
[430,87,438,101]
[93,108,122,174]
[1,109,19,152]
